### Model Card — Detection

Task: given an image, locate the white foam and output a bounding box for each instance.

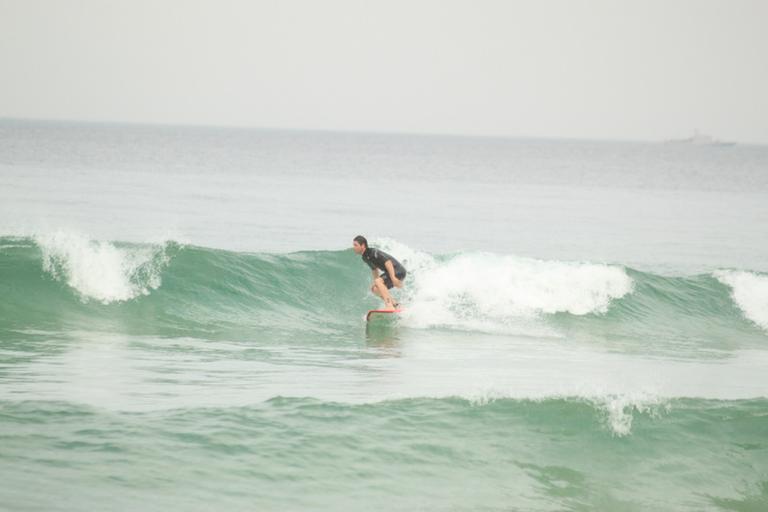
[714,270,768,331]
[465,392,667,437]
[375,238,633,333]
[588,393,669,437]
[36,231,170,304]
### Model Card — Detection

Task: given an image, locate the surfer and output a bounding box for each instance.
[352,235,407,310]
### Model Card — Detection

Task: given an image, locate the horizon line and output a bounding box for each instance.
[0,115,760,147]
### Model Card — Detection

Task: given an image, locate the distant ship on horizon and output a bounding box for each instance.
[666,130,736,146]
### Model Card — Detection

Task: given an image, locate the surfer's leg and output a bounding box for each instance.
[373,277,396,309]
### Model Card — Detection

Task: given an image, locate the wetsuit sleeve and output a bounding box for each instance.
[377,250,404,273]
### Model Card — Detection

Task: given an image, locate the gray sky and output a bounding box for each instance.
[1,0,766,143]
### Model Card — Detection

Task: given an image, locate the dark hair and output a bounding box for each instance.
[353,235,368,248]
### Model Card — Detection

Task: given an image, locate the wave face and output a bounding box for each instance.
[2,234,767,349]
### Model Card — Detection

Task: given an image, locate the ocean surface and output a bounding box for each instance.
[1,119,767,511]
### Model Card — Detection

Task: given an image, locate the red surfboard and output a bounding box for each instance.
[366,309,403,322]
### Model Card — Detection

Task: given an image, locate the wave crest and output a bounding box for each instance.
[714,270,768,331]
[36,231,172,304]
[375,239,633,332]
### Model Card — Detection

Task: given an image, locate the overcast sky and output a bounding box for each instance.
[1,0,766,143]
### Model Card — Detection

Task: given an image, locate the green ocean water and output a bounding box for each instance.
[2,235,768,511]
[1,398,767,512]
[1,120,768,510]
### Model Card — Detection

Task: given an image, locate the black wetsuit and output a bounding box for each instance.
[362,248,407,289]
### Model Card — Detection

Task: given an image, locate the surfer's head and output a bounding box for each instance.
[352,235,368,254]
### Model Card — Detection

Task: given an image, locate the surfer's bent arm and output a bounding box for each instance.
[384,260,402,287]
[384,260,396,279]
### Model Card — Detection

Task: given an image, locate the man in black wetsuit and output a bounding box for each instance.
[352,235,407,310]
